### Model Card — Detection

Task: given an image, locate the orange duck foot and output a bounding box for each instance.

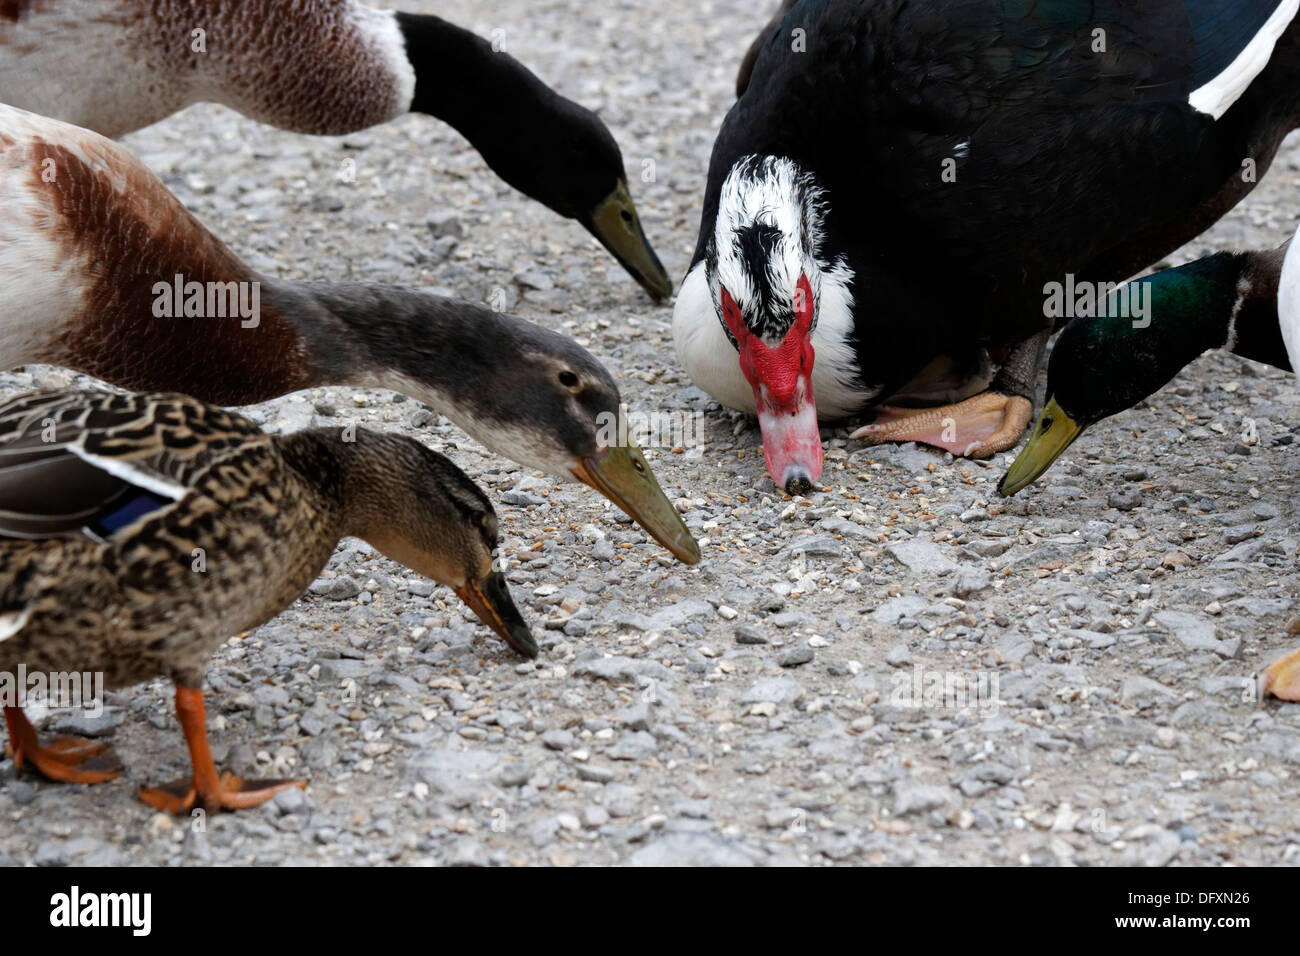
[850,392,1034,458]
[138,772,306,814]
[4,706,123,785]
[1260,646,1300,703]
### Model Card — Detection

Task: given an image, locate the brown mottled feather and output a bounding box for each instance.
[0,388,518,692]
[0,1,410,134]
[0,391,329,688]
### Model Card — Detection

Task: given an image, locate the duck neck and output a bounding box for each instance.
[1052,253,1256,421]
[263,279,573,470]
[1130,250,1291,371]
[1227,246,1293,372]
[393,12,610,220]
[274,427,382,542]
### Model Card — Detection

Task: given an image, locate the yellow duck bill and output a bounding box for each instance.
[588,180,673,301]
[997,396,1087,496]
[572,444,701,565]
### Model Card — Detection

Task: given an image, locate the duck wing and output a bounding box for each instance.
[736,0,798,98]
[0,389,269,540]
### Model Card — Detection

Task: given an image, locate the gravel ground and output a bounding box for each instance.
[3,0,1300,867]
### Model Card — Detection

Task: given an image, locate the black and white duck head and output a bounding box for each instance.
[674,155,857,495]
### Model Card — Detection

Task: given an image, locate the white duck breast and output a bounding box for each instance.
[1278,223,1300,373]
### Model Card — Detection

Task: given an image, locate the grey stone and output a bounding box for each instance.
[1120,677,1176,709]
[778,645,814,667]
[951,569,992,597]
[874,595,929,624]
[540,729,574,751]
[49,708,124,738]
[885,644,912,667]
[740,677,803,705]
[609,730,658,761]
[887,540,958,575]
[627,833,758,866]
[893,781,955,816]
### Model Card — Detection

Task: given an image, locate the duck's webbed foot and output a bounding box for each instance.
[850,392,1035,458]
[138,771,306,814]
[850,331,1047,458]
[3,706,124,785]
[1260,642,1300,703]
[136,686,305,814]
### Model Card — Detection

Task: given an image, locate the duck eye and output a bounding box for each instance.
[558,371,580,389]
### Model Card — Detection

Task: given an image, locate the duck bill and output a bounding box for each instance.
[997,396,1086,496]
[755,376,823,496]
[572,444,701,564]
[587,180,673,301]
[455,571,538,658]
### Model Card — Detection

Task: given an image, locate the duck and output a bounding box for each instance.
[0,0,671,300]
[0,388,537,812]
[998,240,1295,497]
[672,0,1300,495]
[996,228,1300,702]
[0,104,699,565]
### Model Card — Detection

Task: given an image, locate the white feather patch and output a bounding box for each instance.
[1188,0,1300,120]
[0,606,31,643]
[352,6,418,116]
[674,262,756,413]
[68,446,187,502]
[672,157,874,421]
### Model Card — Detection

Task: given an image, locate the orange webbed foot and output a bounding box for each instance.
[138,772,306,814]
[4,706,123,785]
[11,735,124,785]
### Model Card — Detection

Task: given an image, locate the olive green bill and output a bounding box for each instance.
[997,396,1087,497]
[456,570,538,658]
[572,443,701,565]
[587,179,673,301]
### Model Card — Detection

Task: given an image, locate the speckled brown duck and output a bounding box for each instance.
[0,103,699,565]
[0,388,535,813]
[0,0,670,299]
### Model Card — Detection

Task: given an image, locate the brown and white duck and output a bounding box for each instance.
[0,0,671,299]
[0,103,700,564]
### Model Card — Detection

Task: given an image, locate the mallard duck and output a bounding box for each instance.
[0,104,699,565]
[0,0,670,299]
[0,388,535,812]
[673,0,1300,494]
[996,229,1300,701]
[998,242,1295,496]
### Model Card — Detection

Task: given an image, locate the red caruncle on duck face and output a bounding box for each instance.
[720,272,823,494]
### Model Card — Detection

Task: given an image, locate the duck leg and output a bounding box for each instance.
[3,705,123,784]
[1260,646,1300,702]
[850,332,1046,458]
[137,687,306,814]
